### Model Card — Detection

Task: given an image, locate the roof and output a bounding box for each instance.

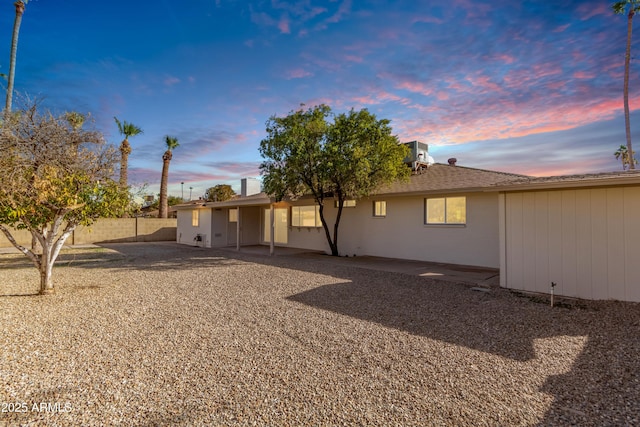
[490,169,640,191]
[175,164,531,211]
[172,200,208,210]
[207,193,273,207]
[374,163,527,196]
[172,193,273,210]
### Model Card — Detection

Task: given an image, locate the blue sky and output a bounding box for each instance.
[1,0,638,198]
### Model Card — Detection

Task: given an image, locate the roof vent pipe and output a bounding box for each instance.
[448,158,457,166]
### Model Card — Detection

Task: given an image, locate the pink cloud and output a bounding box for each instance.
[411,15,443,25]
[553,23,571,33]
[278,15,290,34]
[573,71,594,79]
[164,76,180,86]
[395,80,433,97]
[285,68,313,79]
[399,94,640,148]
[577,2,610,20]
[325,0,351,24]
[465,74,503,93]
[493,54,515,64]
[351,89,411,106]
[343,54,363,63]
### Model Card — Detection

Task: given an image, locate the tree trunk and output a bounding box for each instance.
[5,1,25,112]
[624,9,636,169]
[332,198,345,255]
[119,138,131,188]
[318,202,339,256]
[39,248,54,295]
[37,222,73,295]
[159,151,171,218]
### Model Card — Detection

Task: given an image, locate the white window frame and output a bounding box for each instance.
[335,200,356,208]
[373,201,386,218]
[291,205,322,227]
[425,197,466,225]
[191,210,199,227]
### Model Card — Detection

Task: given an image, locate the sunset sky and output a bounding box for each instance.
[1,0,638,197]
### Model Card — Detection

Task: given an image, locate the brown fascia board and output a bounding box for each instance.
[201,194,274,208]
[172,203,208,210]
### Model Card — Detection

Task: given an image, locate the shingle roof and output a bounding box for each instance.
[374,163,528,196]
[491,169,640,191]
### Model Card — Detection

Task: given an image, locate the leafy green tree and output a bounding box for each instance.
[159,135,179,218]
[0,105,130,294]
[5,0,28,113]
[260,105,409,256]
[614,144,638,169]
[147,195,183,211]
[114,117,143,188]
[204,184,236,202]
[613,0,640,169]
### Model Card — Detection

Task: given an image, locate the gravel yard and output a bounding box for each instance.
[1,242,639,426]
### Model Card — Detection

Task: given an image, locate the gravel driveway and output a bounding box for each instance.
[1,242,639,426]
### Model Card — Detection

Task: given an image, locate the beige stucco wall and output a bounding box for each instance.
[175,193,502,268]
[211,209,228,247]
[257,193,501,268]
[337,192,501,267]
[502,187,640,302]
[177,206,263,248]
[177,209,211,247]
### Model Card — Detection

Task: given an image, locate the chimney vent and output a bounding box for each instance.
[448,158,457,166]
[241,177,261,197]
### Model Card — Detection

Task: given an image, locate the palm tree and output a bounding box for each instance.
[5,0,28,113]
[114,117,143,188]
[613,0,640,170]
[159,135,179,218]
[614,144,638,170]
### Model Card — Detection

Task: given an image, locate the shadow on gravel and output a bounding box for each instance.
[285,276,640,425]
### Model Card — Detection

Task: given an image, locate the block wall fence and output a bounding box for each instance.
[0,218,177,248]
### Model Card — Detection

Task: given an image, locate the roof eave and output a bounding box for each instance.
[491,176,640,191]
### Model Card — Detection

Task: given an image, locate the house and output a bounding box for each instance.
[175,165,526,269]
[176,163,640,302]
[493,170,640,303]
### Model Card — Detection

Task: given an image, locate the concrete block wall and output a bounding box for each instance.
[0,227,32,247]
[0,218,177,248]
[73,219,137,244]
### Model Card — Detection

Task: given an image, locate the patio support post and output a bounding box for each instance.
[270,204,275,256]
[236,206,240,251]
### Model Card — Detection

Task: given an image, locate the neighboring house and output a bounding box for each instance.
[493,170,640,303]
[175,165,526,269]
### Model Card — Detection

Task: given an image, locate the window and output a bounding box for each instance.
[373,201,386,217]
[191,210,199,227]
[228,208,238,223]
[425,197,466,224]
[335,200,356,208]
[291,205,321,227]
